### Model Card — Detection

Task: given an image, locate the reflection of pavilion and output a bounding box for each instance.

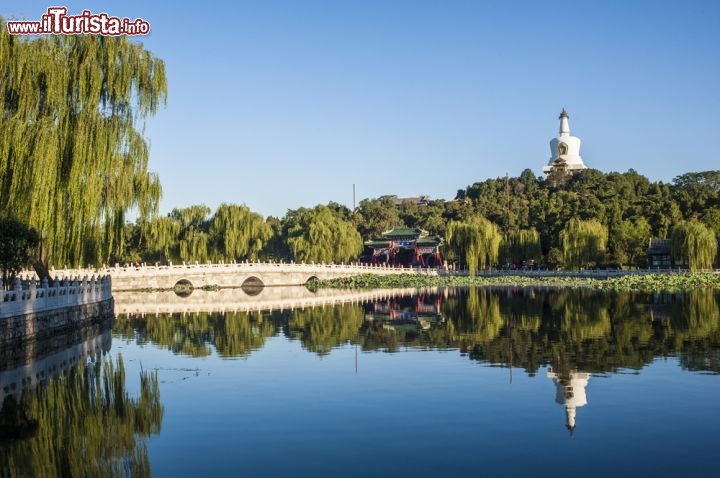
[547,368,590,434]
[365,293,444,331]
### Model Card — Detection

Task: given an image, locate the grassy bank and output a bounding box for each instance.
[308,272,720,293]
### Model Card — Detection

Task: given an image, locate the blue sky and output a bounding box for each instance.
[4,1,720,218]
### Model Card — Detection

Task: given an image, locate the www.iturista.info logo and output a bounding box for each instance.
[6,7,150,36]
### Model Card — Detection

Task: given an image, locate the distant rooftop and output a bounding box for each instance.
[392,195,430,206]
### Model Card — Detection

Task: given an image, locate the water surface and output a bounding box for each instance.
[2,287,719,477]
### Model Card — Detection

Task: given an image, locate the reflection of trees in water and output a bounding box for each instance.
[0,355,162,477]
[114,311,276,358]
[287,304,365,355]
[442,287,503,348]
[112,289,720,373]
[212,312,276,358]
[463,289,720,375]
[670,289,720,341]
[670,290,720,373]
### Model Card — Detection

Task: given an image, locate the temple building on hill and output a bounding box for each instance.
[543,109,588,175]
[363,228,443,267]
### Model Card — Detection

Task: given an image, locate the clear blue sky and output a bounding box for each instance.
[4,0,720,218]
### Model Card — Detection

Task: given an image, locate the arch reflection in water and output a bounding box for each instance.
[173,278,194,297]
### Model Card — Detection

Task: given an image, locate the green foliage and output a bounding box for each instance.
[560,218,608,270]
[502,228,542,266]
[209,204,270,262]
[138,204,273,264]
[670,220,718,271]
[284,204,363,263]
[672,171,720,217]
[0,217,39,288]
[353,196,405,240]
[446,216,502,275]
[0,23,167,266]
[609,217,651,268]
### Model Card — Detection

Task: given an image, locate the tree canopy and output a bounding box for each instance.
[284,204,363,263]
[0,23,167,267]
[670,220,717,271]
[446,216,502,275]
[560,218,608,270]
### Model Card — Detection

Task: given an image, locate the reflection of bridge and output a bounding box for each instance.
[113,286,431,315]
[51,262,441,291]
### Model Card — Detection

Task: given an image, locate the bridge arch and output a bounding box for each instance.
[241,276,264,296]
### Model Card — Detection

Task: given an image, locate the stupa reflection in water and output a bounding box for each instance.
[547,368,590,435]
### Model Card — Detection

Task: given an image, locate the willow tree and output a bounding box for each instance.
[670,220,717,271]
[446,216,502,275]
[560,218,607,270]
[284,205,363,264]
[0,23,167,267]
[502,228,542,267]
[209,203,271,262]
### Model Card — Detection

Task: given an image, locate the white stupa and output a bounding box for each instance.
[543,109,588,174]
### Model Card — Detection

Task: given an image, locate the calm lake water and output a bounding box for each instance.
[2,287,719,477]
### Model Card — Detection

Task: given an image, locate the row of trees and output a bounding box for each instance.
[110,168,717,272]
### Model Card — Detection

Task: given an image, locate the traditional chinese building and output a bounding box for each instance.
[543,109,588,175]
[363,227,443,267]
[646,238,688,268]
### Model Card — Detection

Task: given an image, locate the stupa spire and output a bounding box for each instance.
[559,108,570,136]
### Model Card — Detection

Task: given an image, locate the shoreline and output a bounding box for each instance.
[307,271,720,293]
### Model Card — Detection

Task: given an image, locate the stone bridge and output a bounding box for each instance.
[50,262,441,291]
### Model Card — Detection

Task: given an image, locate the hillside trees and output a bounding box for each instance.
[0,24,167,266]
[353,196,405,240]
[672,171,720,218]
[608,218,652,268]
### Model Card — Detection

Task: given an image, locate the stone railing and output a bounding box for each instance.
[0,275,113,319]
[46,260,444,277]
